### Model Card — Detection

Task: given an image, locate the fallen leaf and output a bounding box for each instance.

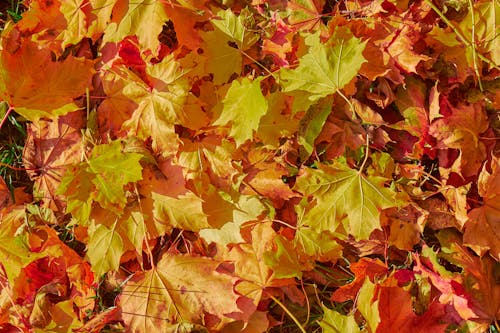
[120,254,239,332]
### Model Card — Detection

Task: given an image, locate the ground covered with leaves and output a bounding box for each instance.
[0,0,499,332]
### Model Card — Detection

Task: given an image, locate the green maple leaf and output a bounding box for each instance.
[201,9,258,84]
[211,8,259,50]
[0,208,42,283]
[58,140,144,222]
[294,161,399,240]
[213,77,268,146]
[319,305,361,333]
[280,28,367,101]
[87,222,124,276]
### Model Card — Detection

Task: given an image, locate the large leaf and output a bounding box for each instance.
[213,77,268,146]
[120,254,239,332]
[112,55,190,158]
[294,161,399,240]
[280,28,367,101]
[0,35,94,121]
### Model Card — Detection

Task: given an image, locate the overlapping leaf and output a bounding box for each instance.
[294,161,400,240]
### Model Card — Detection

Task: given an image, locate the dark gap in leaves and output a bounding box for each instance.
[158,20,178,50]
[437,257,463,274]
[0,113,31,194]
[55,225,87,257]
[321,0,338,24]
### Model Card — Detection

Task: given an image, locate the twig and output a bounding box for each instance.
[269,294,307,333]
[0,106,14,131]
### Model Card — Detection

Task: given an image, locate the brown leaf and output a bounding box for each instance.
[23,111,85,211]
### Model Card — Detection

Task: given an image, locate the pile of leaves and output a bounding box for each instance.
[0,0,499,332]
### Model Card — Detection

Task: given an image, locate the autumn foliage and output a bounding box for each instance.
[0,0,499,332]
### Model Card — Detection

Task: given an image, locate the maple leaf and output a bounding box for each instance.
[413,247,478,321]
[458,1,499,67]
[263,235,303,279]
[357,278,380,333]
[256,92,298,147]
[23,111,85,211]
[463,157,500,260]
[280,28,367,102]
[429,100,488,178]
[436,229,500,322]
[58,140,144,222]
[120,253,239,332]
[86,222,124,276]
[162,1,209,50]
[228,222,285,305]
[179,136,240,187]
[200,8,258,85]
[211,8,259,51]
[294,161,400,240]
[152,191,209,232]
[286,0,327,31]
[213,77,268,146]
[389,77,430,158]
[298,97,332,155]
[375,281,449,333]
[102,54,190,157]
[102,0,168,54]
[319,304,360,333]
[0,207,43,283]
[0,33,94,121]
[385,25,431,73]
[331,258,387,302]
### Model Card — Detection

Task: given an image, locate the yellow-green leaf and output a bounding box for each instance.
[294,161,399,240]
[213,77,268,146]
[280,29,367,101]
[58,140,144,221]
[87,222,124,276]
[319,305,361,333]
[211,8,259,50]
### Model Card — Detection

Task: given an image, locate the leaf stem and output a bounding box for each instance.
[269,294,307,333]
[466,0,483,91]
[423,0,498,71]
[0,106,13,132]
[358,134,370,175]
[337,90,356,119]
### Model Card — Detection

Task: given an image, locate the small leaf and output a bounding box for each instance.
[87,222,124,276]
[298,98,332,155]
[214,77,268,146]
[319,305,360,333]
